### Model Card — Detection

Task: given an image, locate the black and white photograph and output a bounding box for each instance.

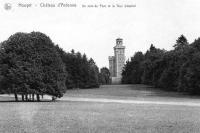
[1,0,200,132]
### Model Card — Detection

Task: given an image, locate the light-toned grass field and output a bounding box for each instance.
[1,85,200,133]
[65,84,200,103]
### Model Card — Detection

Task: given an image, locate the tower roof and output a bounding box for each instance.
[114,37,125,49]
[116,38,123,40]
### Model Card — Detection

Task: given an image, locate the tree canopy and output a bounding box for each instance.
[0,32,67,101]
[99,67,110,85]
[56,47,100,89]
[0,32,103,101]
[122,35,200,94]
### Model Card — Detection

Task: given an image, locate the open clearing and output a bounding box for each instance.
[1,85,200,133]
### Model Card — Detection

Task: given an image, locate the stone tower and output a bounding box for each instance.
[114,38,125,77]
[108,56,115,77]
[108,38,125,84]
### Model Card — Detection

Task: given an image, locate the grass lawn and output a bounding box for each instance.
[65,84,200,102]
[1,85,200,133]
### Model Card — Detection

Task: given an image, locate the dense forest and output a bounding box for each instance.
[122,35,200,94]
[0,32,109,101]
[56,48,100,89]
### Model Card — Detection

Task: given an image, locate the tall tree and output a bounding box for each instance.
[99,67,110,84]
[173,34,188,50]
[0,32,67,101]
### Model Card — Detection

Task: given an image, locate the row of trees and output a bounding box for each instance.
[0,32,110,101]
[56,48,100,89]
[56,48,111,88]
[122,35,200,94]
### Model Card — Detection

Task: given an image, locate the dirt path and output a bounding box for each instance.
[2,85,200,107]
[62,85,200,107]
[1,94,200,107]
[60,97,200,107]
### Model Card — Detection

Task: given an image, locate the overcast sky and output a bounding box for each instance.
[1,0,200,68]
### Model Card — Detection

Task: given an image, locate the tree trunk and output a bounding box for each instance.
[36,94,40,102]
[29,94,31,101]
[32,93,35,101]
[14,93,18,102]
[25,94,28,101]
[22,94,24,101]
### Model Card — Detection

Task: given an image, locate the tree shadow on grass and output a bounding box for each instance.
[0,100,55,103]
[145,86,200,99]
[127,84,200,99]
[0,98,57,103]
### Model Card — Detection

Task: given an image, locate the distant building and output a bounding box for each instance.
[108,38,125,84]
